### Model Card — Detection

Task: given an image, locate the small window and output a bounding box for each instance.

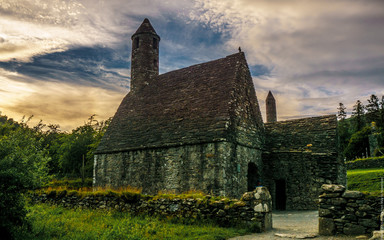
[153,59,157,68]
[135,37,140,49]
[153,38,157,49]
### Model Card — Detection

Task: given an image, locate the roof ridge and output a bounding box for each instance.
[265,114,337,125]
[158,52,244,77]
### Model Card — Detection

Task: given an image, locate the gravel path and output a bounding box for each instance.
[228,211,365,240]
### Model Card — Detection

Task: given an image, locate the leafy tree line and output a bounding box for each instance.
[0,113,110,239]
[337,94,384,160]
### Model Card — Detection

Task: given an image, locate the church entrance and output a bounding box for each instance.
[247,162,259,191]
[275,179,287,210]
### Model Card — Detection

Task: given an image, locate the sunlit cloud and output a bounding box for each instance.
[0,0,383,129]
[189,0,384,120]
[0,69,125,131]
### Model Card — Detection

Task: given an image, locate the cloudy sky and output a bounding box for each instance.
[0,0,383,131]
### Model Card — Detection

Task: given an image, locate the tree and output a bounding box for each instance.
[351,100,365,132]
[337,103,351,155]
[344,126,371,160]
[58,115,111,179]
[337,103,347,120]
[0,127,49,239]
[366,94,380,125]
[379,95,384,128]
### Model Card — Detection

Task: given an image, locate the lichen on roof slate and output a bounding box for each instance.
[96,52,262,154]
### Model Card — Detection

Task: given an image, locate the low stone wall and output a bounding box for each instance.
[346,157,384,170]
[30,187,272,233]
[319,184,382,236]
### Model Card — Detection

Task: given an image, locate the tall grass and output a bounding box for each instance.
[347,168,384,196]
[17,204,248,240]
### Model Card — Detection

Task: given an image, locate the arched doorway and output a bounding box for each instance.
[247,162,259,191]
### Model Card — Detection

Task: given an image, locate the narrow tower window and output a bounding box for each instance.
[153,59,157,68]
[153,38,157,49]
[135,37,140,49]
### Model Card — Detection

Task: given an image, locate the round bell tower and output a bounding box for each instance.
[130,18,160,92]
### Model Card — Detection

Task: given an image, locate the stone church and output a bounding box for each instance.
[94,18,346,210]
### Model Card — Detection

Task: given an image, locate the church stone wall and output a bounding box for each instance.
[263,152,341,209]
[94,141,263,198]
[263,115,346,210]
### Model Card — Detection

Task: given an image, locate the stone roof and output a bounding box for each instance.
[266,91,275,101]
[264,115,338,154]
[132,18,159,39]
[96,52,262,154]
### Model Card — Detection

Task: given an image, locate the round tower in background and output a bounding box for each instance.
[131,18,160,92]
[266,91,277,123]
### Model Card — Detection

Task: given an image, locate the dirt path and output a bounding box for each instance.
[228,211,363,240]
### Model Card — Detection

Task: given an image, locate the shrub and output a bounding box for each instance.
[0,129,49,239]
[374,147,384,157]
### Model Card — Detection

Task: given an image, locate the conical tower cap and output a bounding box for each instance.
[132,18,160,39]
[266,91,275,100]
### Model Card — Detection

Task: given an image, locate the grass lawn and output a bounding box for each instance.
[18,204,249,240]
[347,168,384,195]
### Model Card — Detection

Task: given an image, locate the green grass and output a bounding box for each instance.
[347,168,384,196]
[45,178,94,189]
[346,155,384,164]
[17,204,248,240]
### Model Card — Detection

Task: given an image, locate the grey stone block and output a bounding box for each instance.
[343,223,366,235]
[319,217,335,235]
[342,191,364,198]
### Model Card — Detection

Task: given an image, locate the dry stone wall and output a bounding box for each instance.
[319,184,382,236]
[30,187,272,233]
[346,157,384,170]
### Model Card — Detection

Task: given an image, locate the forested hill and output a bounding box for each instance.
[337,94,384,160]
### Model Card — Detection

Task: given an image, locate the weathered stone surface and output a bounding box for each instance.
[370,230,384,240]
[254,187,271,201]
[356,211,367,217]
[319,209,332,217]
[331,198,347,205]
[343,223,366,235]
[319,217,335,235]
[346,157,384,170]
[321,184,346,193]
[342,191,364,198]
[266,91,277,123]
[319,192,341,198]
[359,204,373,211]
[254,203,269,212]
[263,115,345,210]
[93,18,345,213]
[31,187,273,233]
[359,219,379,228]
[241,192,254,201]
[341,214,357,221]
[264,212,273,231]
[94,142,263,198]
[318,184,382,237]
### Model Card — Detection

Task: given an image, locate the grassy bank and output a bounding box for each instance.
[347,168,384,195]
[17,204,248,240]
